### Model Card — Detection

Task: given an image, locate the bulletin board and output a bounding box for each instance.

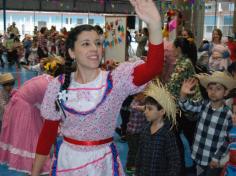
[104,16,127,62]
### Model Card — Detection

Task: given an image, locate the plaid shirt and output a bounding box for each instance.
[126,100,147,135]
[136,121,181,176]
[179,99,233,166]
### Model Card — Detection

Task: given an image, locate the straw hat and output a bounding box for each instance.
[144,79,177,125]
[195,71,236,91]
[0,73,15,84]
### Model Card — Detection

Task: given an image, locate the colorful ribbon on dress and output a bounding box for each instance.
[64,136,113,146]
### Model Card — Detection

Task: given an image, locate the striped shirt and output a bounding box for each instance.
[126,100,147,135]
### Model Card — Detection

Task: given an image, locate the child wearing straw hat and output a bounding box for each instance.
[0,73,15,131]
[135,79,181,176]
[179,71,236,176]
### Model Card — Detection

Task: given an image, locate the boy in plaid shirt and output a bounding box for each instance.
[136,80,181,176]
[179,71,236,176]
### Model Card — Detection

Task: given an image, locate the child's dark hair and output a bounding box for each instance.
[94,25,104,35]
[56,24,98,111]
[2,80,15,87]
[40,27,47,34]
[142,27,149,37]
[183,29,194,39]
[145,96,163,110]
[174,37,197,65]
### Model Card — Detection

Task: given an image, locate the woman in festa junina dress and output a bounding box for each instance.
[0,57,64,174]
[31,0,165,175]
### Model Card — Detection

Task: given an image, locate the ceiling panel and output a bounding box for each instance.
[0,0,141,14]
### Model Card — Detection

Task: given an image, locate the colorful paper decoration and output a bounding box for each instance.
[160,0,205,13]
[104,18,124,48]
[169,18,177,32]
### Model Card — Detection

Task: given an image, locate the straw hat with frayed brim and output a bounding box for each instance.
[0,73,15,84]
[195,71,236,91]
[144,79,177,126]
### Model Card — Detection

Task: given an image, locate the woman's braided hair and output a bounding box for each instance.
[55,24,98,111]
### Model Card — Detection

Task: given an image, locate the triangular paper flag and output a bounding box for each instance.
[169,18,177,32]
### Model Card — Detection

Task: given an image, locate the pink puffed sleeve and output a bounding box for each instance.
[40,77,62,121]
[112,60,147,96]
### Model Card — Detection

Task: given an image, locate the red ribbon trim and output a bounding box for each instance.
[64,136,113,146]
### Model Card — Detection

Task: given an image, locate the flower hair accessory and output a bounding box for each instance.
[43,56,64,75]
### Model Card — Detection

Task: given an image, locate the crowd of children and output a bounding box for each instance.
[123,70,236,176]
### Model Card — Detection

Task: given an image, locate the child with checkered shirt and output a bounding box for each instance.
[135,80,181,176]
[179,71,236,176]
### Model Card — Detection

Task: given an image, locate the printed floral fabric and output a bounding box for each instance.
[40,61,146,145]
[166,56,202,101]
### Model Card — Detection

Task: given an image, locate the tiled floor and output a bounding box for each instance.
[0,63,128,175]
